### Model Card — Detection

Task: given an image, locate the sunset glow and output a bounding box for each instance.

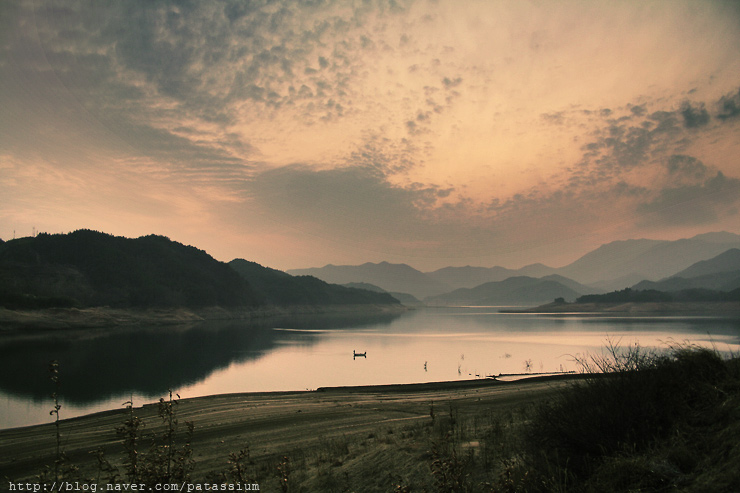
[2,0,739,270]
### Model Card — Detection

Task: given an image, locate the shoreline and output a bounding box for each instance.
[0,374,575,483]
[0,303,408,331]
[0,373,579,432]
[499,300,740,315]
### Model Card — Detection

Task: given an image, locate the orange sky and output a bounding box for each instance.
[1,0,740,271]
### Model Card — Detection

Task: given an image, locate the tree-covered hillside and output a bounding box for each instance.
[0,230,402,310]
[576,287,740,303]
[0,230,259,309]
[228,259,400,306]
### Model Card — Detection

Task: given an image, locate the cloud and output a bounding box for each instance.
[680,101,710,128]
[630,104,647,117]
[571,95,722,191]
[636,171,740,226]
[717,87,740,120]
[493,88,740,240]
[3,0,740,268]
[665,154,709,182]
[247,163,451,242]
[442,76,462,89]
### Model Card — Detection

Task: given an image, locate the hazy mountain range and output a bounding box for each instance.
[2,230,739,311]
[287,261,450,299]
[632,248,740,293]
[289,232,740,303]
[423,275,591,306]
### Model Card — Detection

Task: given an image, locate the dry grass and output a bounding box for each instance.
[2,344,738,492]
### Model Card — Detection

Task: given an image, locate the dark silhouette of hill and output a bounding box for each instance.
[424,276,584,306]
[341,282,386,293]
[287,261,450,299]
[576,287,740,303]
[0,230,401,311]
[228,259,400,306]
[0,230,257,309]
[341,282,423,306]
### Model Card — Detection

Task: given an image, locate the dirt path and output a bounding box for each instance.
[0,376,572,484]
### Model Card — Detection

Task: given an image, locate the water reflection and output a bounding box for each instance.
[1,308,739,429]
[0,310,402,405]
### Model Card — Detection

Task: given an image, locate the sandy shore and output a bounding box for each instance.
[0,376,573,483]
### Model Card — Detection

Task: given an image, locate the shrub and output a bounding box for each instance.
[527,341,737,480]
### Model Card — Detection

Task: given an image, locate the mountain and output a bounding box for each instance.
[287,262,450,299]
[426,266,516,290]
[518,263,560,278]
[576,287,740,304]
[0,230,401,310]
[426,263,558,291]
[540,274,603,295]
[284,232,740,296]
[424,276,583,306]
[342,282,423,306]
[557,233,740,289]
[690,231,740,243]
[633,271,740,293]
[229,259,400,306]
[670,248,740,279]
[631,249,740,293]
[0,230,257,309]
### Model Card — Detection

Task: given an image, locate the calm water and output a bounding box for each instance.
[1,307,739,429]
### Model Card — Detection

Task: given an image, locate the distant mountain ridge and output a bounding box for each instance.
[287,261,450,299]
[6,229,737,311]
[424,276,588,306]
[289,232,740,299]
[671,248,740,279]
[339,282,423,306]
[426,263,558,291]
[228,259,399,306]
[632,248,740,293]
[557,233,740,289]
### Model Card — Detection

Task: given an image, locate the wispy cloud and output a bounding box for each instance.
[2,0,739,269]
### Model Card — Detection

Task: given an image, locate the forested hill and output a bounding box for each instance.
[228,259,400,306]
[0,230,258,309]
[0,230,399,310]
[575,287,740,303]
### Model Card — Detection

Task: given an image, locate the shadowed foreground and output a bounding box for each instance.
[2,345,739,492]
[0,377,567,490]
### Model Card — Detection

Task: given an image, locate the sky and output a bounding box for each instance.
[1,0,740,272]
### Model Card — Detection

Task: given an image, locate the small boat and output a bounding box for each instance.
[353,350,367,358]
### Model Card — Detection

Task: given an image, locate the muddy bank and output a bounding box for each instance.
[0,303,408,331]
[501,300,740,315]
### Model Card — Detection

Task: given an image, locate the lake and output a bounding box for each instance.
[1,307,739,429]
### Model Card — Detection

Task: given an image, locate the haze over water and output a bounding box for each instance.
[2,307,738,429]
